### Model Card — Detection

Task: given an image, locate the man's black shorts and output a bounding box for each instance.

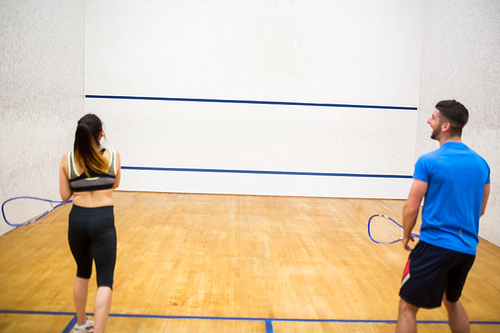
[399,241,475,309]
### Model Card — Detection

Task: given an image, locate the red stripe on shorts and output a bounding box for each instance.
[402,258,411,279]
[400,258,411,288]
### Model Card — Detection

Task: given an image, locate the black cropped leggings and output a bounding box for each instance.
[68,205,116,288]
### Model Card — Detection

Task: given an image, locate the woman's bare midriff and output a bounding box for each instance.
[72,189,114,207]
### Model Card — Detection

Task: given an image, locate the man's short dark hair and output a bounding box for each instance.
[435,100,469,137]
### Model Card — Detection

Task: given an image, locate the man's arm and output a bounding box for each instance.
[481,183,490,216]
[402,179,428,251]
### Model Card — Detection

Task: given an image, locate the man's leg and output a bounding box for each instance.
[443,294,470,333]
[396,298,419,333]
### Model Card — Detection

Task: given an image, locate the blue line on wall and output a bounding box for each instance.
[121,166,413,179]
[85,94,417,111]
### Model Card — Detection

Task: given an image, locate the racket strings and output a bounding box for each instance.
[2,198,57,226]
[368,215,403,244]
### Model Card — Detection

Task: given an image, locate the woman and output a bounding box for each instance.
[59,114,121,333]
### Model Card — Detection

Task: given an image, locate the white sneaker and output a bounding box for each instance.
[74,318,94,332]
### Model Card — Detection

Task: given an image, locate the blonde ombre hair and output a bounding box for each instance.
[73,114,109,177]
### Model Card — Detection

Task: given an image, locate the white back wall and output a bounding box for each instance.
[85,0,423,198]
[0,1,85,236]
[417,0,500,245]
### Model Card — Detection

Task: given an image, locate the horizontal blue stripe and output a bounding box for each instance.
[1,310,498,325]
[122,166,413,179]
[110,313,400,323]
[0,310,75,316]
[85,94,417,110]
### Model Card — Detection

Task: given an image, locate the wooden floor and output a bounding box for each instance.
[0,191,499,332]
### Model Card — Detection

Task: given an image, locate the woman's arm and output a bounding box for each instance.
[59,153,73,202]
[113,150,121,189]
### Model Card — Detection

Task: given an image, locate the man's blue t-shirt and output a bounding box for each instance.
[414,142,490,255]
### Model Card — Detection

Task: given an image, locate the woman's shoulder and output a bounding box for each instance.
[102,148,120,165]
[102,147,120,155]
[60,151,71,171]
[60,151,71,162]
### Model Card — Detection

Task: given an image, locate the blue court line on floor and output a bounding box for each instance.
[1,310,499,326]
[265,319,274,333]
[121,166,413,179]
[85,94,417,111]
[62,316,77,333]
[0,310,75,316]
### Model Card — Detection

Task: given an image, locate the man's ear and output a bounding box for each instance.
[441,121,451,132]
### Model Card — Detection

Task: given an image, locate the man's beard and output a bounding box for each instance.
[430,127,441,140]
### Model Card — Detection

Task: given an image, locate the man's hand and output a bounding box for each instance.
[402,234,415,251]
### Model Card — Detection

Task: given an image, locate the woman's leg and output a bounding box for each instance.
[93,286,113,333]
[89,206,117,333]
[73,277,90,326]
[68,206,93,326]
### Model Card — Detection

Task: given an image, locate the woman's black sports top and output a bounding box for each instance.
[68,148,117,192]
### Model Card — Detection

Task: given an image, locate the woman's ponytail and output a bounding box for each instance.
[73,114,109,176]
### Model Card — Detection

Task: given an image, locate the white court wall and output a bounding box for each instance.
[417,0,500,245]
[85,0,423,198]
[0,1,85,236]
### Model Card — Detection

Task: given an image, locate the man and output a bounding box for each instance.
[396,100,490,333]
